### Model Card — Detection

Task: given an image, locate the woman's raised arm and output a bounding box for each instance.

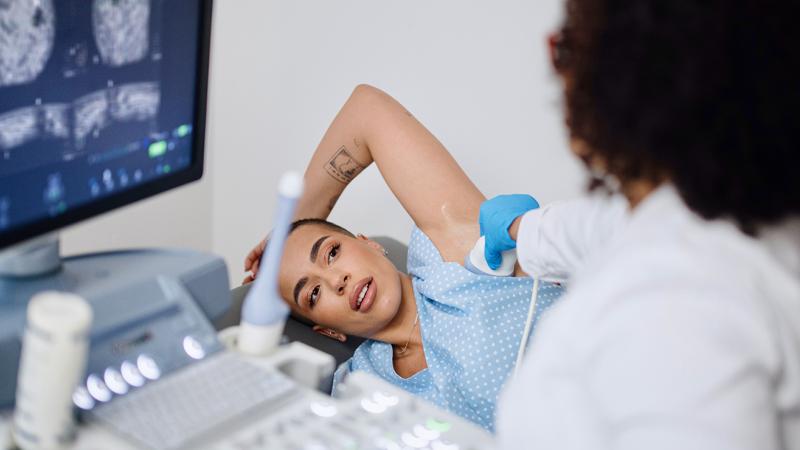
[295,85,484,258]
[245,85,484,279]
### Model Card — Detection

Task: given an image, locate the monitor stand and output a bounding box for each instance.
[0,234,232,408]
[0,234,62,278]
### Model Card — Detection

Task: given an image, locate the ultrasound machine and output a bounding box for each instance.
[0,1,494,449]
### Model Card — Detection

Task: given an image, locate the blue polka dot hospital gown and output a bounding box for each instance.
[333,227,565,432]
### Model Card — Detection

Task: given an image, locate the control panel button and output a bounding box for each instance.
[104,367,129,395]
[372,391,399,407]
[431,439,461,450]
[360,397,387,414]
[72,386,95,410]
[121,360,145,387]
[426,418,452,433]
[182,335,206,360]
[414,423,441,441]
[310,401,338,418]
[401,431,429,448]
[86,374,112,402]
[137,354,161,380]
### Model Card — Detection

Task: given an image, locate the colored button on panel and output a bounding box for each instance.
[148,140,167,158]
[426,418,452,433]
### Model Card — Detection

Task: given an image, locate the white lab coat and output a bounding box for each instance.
[496,184,800,450]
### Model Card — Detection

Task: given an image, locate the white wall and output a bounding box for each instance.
[62,0,587,287]
[208,0,586,286]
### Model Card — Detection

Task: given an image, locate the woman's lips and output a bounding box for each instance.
[358,279,377,313]
[350,276,373,311]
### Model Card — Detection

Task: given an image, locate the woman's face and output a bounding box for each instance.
[278,224,403,338]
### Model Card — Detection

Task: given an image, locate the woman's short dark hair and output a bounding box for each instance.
[290,218,355,238]
[559,0,799,233]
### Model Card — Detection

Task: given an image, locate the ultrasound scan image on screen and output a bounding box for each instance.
[0,0,202,235]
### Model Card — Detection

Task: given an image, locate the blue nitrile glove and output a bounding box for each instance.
[479,194,540,269]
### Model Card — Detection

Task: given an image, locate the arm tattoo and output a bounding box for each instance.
[325,146,366,183]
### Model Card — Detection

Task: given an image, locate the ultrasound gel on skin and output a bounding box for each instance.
[13,292,92,450]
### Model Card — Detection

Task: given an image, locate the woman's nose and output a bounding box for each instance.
[333,273,350,295]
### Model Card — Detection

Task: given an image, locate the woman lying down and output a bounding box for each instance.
[243,85,565,431]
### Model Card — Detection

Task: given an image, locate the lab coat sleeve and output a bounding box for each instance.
[515,194,628,281]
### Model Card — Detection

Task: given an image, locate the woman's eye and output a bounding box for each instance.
[309,286,320,308]
[327,244,340,264]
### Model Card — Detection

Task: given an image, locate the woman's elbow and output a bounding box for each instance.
[350,84,395,109]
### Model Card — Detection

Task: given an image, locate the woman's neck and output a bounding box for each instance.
[372,272,423,353]
[623,179,661,209]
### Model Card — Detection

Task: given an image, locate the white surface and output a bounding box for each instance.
[207,0,584,286]
[497,185,800,450]
[14,293,92,450]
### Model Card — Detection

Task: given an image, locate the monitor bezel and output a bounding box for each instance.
[0,0,214,251]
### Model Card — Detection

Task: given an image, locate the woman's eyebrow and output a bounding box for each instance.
[309,235,330,263]
[293,276,308,306]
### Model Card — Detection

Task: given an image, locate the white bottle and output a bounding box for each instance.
[12,291,93,450]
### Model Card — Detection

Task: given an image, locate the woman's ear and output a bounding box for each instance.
[312,325,347,343]
[358,235,385,254]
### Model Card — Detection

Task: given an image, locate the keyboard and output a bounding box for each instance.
[218,371,496,450]
[88,351,298,450]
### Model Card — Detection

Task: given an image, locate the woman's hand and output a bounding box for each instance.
[242,237,267,285]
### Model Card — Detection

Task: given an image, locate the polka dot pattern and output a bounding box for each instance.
[333,227,565,432]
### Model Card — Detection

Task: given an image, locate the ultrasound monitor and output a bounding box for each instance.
[0,0,212,255]
[0,0,230,409]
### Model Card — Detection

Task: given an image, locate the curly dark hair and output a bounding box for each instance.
[558,0,799,233]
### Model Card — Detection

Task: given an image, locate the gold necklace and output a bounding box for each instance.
[394,312,420,356]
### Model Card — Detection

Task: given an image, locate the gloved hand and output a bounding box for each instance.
[479,194,540,269]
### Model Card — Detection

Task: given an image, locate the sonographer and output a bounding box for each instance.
[484,1,800,448]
